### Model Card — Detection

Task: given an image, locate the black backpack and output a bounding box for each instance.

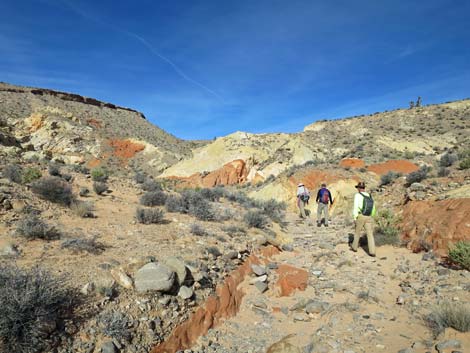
[360,192,374,216]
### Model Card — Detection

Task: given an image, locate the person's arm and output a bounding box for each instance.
[328,190,333,205]
[316,190,320,202]
[353,193,361,220]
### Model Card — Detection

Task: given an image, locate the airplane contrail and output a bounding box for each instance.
[61,0,224,101]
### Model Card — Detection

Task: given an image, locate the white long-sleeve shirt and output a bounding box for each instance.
[353,192,375,219]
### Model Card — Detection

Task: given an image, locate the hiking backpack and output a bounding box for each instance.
[360,192,374,216]
[320,189,330,204]
[300,192,310,203]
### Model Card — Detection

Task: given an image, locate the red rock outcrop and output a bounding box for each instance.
[401,198,470,255]
[367,160,419,175]
[151,246,280,353]
[108,139,145,160]
[168,159,249,188]
[276,264,309,297]
[339,158,366,169]
[291,170,341,190]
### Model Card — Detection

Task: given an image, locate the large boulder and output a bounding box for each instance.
[134,263,175,293]
[163,257,188,286]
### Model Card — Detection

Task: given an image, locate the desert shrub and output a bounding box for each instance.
[425,301,470,337]
[16,215,60,240]
[254,198,286,223]
[0,266,78,353]
[190,223,207,236]
[70,201,94,218]
[99,311,132,341]
[61,173,72,182]
[142,178,162,191]
[140,191,167,206]
[244,210,269,229]
[406,166,430,186]
[21,167,42,184]
[3,164,23,183]
[226,191,250,204]
[439,152,458,167]
[179,190,216,221]
[459,158,470,170]
[165,194,185,213]
[134,172,146,184]
[222,225,247,237]
[31,177,73,206]
[136,207,165,224]
[61,236,106,254]
[199,187,226,202]
[93,181,108,195]
[48,164,61,176]
[79,187,90,197]
[448,241,470,270]
[374,209,400,246]
[91,167,108,182]
[70,164,89,174]
[380,171,401,186]
[437,167,450,177]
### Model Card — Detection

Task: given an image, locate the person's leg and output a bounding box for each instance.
[324,204,329,226]
[316,203,322,225]
[365,217,376,256]
[299,200,306,218]
[352,215,365,251]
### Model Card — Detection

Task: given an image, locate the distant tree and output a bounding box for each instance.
[416,96,422,107]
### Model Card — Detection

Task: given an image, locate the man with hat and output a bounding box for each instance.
[296,182,310,218]
[351,181,376,256]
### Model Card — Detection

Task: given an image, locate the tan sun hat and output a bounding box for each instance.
[298,183,304,187]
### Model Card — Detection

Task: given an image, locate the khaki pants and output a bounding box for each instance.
[317,203,329,224]
[352,214,376,256]
[298,199,307,218]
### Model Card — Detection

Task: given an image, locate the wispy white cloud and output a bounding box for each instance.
[59,0,224,101]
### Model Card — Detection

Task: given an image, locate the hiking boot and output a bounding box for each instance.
[370,254,376,257]
[317,222,321,227]
[324,223,329,227]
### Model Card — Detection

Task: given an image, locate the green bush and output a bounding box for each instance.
[374,209,400,246]
[91,167,108,182]
[0,266,79,353]
[426,301,470,337]
[31,177,73,206]
[21,167,42,184]
[459,158,470,170]
[448,241,470,270]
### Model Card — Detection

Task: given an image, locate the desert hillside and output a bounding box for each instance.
[0,82,200,174]
[0,83,469,353]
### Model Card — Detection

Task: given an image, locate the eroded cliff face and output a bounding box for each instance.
[401,198,470,255]
[0,82,192,172]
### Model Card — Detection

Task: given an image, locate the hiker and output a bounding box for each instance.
[351,181,376,256]
[296,183,310,218]
[315,183,333,227]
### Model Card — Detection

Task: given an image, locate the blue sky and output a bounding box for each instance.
[1,0,469,139]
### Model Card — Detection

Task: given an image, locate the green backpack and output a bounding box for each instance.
[360,192,374,216]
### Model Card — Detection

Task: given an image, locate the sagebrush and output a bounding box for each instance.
[136,208,165,224]
[31,177,73,205]
[425,301,470,337]
[0,266,79,353]
[448,241,470,270]
[16,214,60,240]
